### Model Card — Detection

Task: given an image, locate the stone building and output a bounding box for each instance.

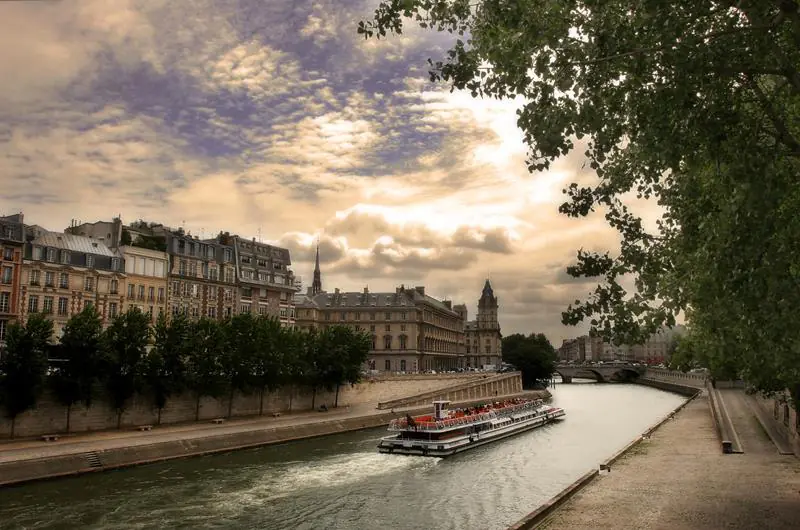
[19,230,126,338]
[164,230,237,321]
[232,235,298,327]
[295,285,466,372]
[463,279,503,368]
[0,214,25,349]
[120,245,169,323]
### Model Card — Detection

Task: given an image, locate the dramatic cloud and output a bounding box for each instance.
[0,0,657,342]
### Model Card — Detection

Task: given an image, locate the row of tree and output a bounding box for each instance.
[0,308,371,437]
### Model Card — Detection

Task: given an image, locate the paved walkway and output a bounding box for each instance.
[0,403,383,464]
[539,392,800,529]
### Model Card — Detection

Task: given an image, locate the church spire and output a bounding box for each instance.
[311,239,322,295]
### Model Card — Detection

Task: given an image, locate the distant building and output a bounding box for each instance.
[463,279,503,368]
[19,229,125,338]
[295,285,466,372]
[232,235,298,327]
[120,245,169,324]
[0,214,25,349]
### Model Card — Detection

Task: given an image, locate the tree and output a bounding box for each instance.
[185,317,227,420]
[103,307,151,428]
[251,316,284,415]
[501,333,556,388]
[223,313,259,418]
[146,313,190,425]
[0,314,53,437]
[51,306,104,432]
[282,327,312,411]
[359,1,800,403]
[316,325,371,408]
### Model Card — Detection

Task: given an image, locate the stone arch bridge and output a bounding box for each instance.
[554,363,646,383]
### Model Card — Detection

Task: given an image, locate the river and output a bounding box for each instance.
[0,382,685,530]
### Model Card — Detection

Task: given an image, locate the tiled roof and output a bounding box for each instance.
[305,288,460,316]
[31,231,118,257]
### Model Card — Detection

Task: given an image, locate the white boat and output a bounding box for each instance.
[377,398,565,457]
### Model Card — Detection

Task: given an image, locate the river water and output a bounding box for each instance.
[0,382,685,530]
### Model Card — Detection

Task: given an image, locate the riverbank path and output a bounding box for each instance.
[0,403,385,465]
[538,391,800,530]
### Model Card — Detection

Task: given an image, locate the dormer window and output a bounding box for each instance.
[111,258,120,270]
[60,251,70,264]
[46,248,56,262]
[86,255,94,268]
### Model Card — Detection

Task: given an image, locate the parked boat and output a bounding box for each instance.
[377,398,565,457]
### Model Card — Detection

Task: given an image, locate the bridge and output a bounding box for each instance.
[554,363,647,383]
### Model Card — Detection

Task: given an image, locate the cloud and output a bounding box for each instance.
[0,0,661,344]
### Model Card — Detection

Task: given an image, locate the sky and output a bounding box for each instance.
[0,0,641,344]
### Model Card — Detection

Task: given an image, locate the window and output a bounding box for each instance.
[340,312,347,321]
[384,359,391,371]
[324,313,331,321]
[109,302,118,319]
[280,308,288,318]
[3,248,13,260]
[128,284,135,298]
[401,312,407,320]
[370,313,376,321]
[29,270,40,285]
[258,306,267,316]
[384,335,392,350]
[179,260,187,276]
[60,251,70,264]
[84,277,94,292]
[400,324,406,332]
[158,287,165,302]
[0,320,6,342]
[148,286,155,301]
[59,273,69,289]
[1,267,12,284]
[86,255,94,268]
[385,324,390,332]
[225,268,234,283]
[240,304,251,314]
[43,297,53,314]
[84,300,93,310]
[400,336,407,350]
[0,292,9,312]
[32,246,42,260]
[385,312,391,320]
[110,279,118,294]
[209,267,218,281]
[208,307,217,318]
[57,297,68,316]
[138,285,145,300]
[47,248,56,262]
[370,325,375,332]
[355,312,361,321]
[224,249,232,262]
[28,295,39,312]
[400,360,406,371]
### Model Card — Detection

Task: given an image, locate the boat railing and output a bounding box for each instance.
[388,400,547,431]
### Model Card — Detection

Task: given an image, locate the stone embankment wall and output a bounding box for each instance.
[750,391,800,456]
[642,368,707,389]
[0,373,481,439]
[377,372,525,409]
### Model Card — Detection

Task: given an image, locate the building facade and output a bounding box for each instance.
[120,245,169,323]
[464,279,503,368]
[0,214,25,349]
[296,285,465,372]
[164,231,237,321]
[19,231,126,338]
[232,236,298,326]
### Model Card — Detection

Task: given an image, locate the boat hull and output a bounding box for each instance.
[378,409,565,457]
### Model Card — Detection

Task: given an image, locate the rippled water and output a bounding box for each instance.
[0,382,685,530]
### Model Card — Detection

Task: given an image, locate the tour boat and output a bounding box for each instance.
[377,398,565,457]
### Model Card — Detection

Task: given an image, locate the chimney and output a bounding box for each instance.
[335,288,340,294]
[415,286,425,296]
[363,286,369,294]
[443,300,452,310]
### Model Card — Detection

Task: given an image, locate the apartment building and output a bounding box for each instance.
[120,245,169,323]
[0,214,25,348]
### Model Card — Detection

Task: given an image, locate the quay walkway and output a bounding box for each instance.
[537,391,800,529]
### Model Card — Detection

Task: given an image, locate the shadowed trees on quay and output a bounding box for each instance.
[0,308,371,437]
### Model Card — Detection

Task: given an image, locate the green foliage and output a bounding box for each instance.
[501,333,556,388]
[120,229,132,246]
[103,307,152,422]
[360,0,800,402]
[185,317,228,403]
[147,313,191,415]
[0,314,53,436]
[131,234,167,252]
[316,326,371,391]
[51,306,104,409]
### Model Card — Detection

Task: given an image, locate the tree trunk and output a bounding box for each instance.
[10,416,15,439]
[116,409,123,429]
[157,407,163,426]
[259,387,265,416]
[288,386,294,412]
[334,384,340,408]
[65,403,72,433]
[195,395,201,421]
[227,388,234,419]
[311,387,317,410]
